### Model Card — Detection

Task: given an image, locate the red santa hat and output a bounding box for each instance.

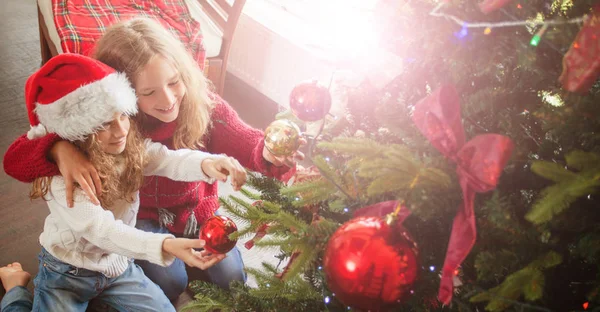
[25,53,138,141]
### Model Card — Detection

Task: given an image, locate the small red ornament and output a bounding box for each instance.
[323,216,418,311]
[289,80,332,122]
[199,215,238,254]
[559,5,600,93]
[479,0,513,14]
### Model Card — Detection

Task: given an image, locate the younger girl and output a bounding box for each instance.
[3,17,305,300]
[0,53,246,311]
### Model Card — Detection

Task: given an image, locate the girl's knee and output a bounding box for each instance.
[161,278,188,302]
[136,261,188,301]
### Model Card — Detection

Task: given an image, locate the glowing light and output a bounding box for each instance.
[517,4,522,9]
[530,35,541,46]
[530,24,549,47]
[574,42,580,49]
[303,0,381,61]
[455,24,468,39]
[343,208,349,213]
[484,27,492,35]
[540,91,564,107]
[318,266,323,270]
[583,302,589,310]
[346,261,357,272]
[429,265,436,272]
[324,296,331,304]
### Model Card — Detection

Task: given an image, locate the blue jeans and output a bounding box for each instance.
[0,249,174,312]
[135,218,247,301]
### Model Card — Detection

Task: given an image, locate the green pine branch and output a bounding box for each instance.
[470,251,562,311]
[526,151,600,224]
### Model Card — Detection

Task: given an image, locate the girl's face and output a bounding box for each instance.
[135,55,186,123]
[96,113,130,155]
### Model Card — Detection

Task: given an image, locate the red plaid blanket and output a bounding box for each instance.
[52,0,205,67]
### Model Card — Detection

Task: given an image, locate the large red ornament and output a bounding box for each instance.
[323,216,418,311]
[559,5,600,93]
[289,80,332,122]
[199,215,238,254]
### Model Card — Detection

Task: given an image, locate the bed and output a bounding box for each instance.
[36,0,245,95]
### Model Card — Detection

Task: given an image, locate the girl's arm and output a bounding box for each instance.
[3,133,62,182]
[4,133,102,206]
[206,97,297,181]
[144,140,247,190]
[48,177,175,266]
[143,140,220,182]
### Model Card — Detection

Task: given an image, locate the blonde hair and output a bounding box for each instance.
[92,17,215,150]
[31,121,147,208]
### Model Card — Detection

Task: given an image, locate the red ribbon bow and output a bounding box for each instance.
[412,85,514,305]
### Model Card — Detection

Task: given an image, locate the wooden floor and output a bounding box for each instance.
[0,0,279,306]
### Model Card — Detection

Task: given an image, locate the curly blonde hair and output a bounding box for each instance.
[92,17,215,150]
[31,121,147,209]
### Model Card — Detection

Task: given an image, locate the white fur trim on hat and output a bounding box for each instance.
[35,72,138,141]
[27,124,48,140]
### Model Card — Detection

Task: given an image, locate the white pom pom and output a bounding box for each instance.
[27,124,48,140]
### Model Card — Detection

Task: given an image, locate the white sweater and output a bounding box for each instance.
[39,140,221,278]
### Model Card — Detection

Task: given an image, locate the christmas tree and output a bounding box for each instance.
[186,0,600,311]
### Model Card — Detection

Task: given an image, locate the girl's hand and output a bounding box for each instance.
[262,137,307,168]
[50,141,102,207]
[201,157,247,191]
[162,238,226,269]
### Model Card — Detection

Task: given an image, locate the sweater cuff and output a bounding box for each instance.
[195,154,228,184]
[144,233,176,267]
[251,140,296,182]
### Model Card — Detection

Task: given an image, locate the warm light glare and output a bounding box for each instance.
[583,302,589,310]
[346,260,357,272]
[484,27,492,35]
[304,0,381,61]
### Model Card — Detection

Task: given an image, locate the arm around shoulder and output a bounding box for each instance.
[3,133,62,182]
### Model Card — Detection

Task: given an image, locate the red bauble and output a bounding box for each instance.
[289,80,332,122]
[559,5,600,93]
[323,216,418,311]
[199,215,238,254]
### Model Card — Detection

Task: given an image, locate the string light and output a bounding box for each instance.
[484,27,492,35]
[455,23,469,39]
[430,3,586,30]
[530,24,549,46]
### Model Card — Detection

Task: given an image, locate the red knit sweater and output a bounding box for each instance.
[4,95,295,236]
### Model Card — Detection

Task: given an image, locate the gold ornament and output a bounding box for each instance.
[264,119,302,157]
